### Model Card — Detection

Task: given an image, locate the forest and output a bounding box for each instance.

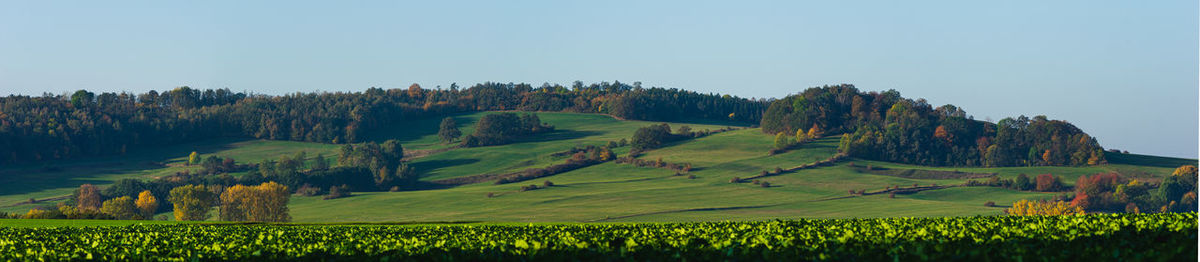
[0,81,767,165]
[759,84,1105,167]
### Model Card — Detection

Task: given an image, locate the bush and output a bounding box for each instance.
[487,193,495,198]
[984,201,996,207]
[752,180,761,185]
[324,185,351,200]
[543,181,554,187]
[760,182,771,188]
[687,175,696,179]
[519,185,540,192]
[295,184,322,196]
[888,192,896,198]
[774,167,783,174]
[730,177,741,183]
[1005,199,1084,215]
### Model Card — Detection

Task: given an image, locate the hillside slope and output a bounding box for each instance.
[1,112,1193,221]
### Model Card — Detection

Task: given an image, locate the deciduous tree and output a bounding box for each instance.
[135,190,158,219]
[168,184,216,221]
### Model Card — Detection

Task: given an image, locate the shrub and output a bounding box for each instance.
[543,181,555,187]
[984,201,996,207]
[760,170,769,176]
[888,192,896,198]
[760,182,771,188]
[487,193,495,198]
[730,177,741,183]
[324,185,351,200]
[687,175,696,179]
[752,180,761,185]
[774,167,783,174]
[1005,199,1084,215]
[1035,174,1064,192]
[296,184,322,196]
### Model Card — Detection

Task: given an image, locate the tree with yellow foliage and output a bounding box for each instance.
[168,184,216,221]
[806,124,823,139]
[1005,199,1084,216]
[135,190,158,219]
[795,128,809,143]
[1172,165,1197,178]
[100,196,139,220]
[219,182,291,222]
[188,151,200,166]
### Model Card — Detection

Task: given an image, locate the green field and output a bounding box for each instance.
[2,213,1194,261]
[0,111,1194,222]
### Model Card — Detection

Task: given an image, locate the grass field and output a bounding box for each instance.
[0,111,1194,223]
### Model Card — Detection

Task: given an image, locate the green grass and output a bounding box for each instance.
[407,112,736,181]
[1,111,1194,224]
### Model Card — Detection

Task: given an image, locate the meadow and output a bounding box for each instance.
[0,111,1194,222]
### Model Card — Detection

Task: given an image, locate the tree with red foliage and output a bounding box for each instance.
[1035,174,1063,192]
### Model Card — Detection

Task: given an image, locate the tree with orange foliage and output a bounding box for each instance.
[219,182,291,222]
[134,190,158,219]
[1035,174,1063,192]
[933,125,950,144]
[806,124,823,139]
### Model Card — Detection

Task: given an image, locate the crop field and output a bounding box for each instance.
[1,213,1194,261]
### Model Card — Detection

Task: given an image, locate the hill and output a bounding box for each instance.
[5,111,1189,221]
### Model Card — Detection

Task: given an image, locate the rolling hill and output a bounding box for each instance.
[2,111,1192,221]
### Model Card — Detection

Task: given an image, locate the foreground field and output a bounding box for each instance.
[1,213,1194,261]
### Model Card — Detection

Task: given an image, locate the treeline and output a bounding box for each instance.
[760,84,1104,167]
[0,81,766,165]
[21,139,419,221]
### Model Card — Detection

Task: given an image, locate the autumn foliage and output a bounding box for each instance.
[219,182,291,222]
[1005,199,1084,216]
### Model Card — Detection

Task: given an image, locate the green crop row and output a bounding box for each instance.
[1,213,1195,261]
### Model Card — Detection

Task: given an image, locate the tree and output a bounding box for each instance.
[168,184,216,221]
[438,117,462,143]
[806,124,823,139]
[774,132,791,150]
[1005,199,1084,216]
[312,153,329,171]
[1173,165,1197,178]
[219,182,291,222]
[631,123,676,151]
[202,155,223,173]
[135,190,158,219]
[76,184,102,211]
[188,151,200,166]
[1035,174,1062,192]
[100,196,139,220]
[1014,174,1032,191]
[795,128,809,143]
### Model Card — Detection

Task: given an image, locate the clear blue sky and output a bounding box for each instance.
[1,1,1196,158]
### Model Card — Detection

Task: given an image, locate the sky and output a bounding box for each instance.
[0,1,1196,158]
